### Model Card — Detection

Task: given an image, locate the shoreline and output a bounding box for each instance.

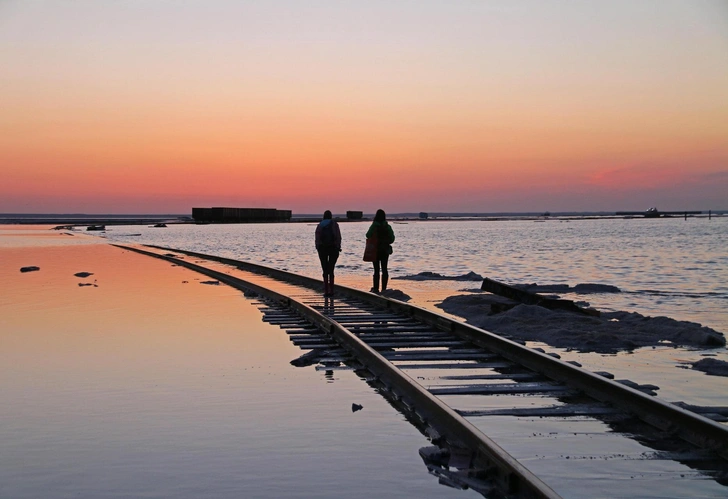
[1,211,725,228]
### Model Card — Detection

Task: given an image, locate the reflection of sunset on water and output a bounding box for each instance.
[2,228,469,499]
[2,222,728,497]
[1,242,289,371]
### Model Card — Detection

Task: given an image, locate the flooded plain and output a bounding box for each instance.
[102,217,728,409]
[104,217,728,333]
[3,219,728,498]
[0,231,474,498]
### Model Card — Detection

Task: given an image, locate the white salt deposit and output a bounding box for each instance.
[437,293,726,354]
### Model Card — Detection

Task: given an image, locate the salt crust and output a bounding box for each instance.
[437,293,726,354]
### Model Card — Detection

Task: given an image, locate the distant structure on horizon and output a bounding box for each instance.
[346,211,363,220]
[615,207,702,218]
[192,207,292,223]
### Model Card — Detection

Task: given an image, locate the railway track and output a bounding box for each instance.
[116,244,728,498]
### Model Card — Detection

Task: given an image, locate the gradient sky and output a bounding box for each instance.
[1,1,727,214]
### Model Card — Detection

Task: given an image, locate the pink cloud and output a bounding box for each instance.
[589,165,688,190]
[588,154,728,192]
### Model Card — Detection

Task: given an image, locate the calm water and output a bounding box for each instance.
[104,216,728,411]
[0,238,474,499]
[105,217,728,333]
[4,222,728,498]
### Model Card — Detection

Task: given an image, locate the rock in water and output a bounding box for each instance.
[380,289,412,301]
[692,358,728,377]
[74,272,94,278]
[573,283,621,293]
[20,266,40,273]
[457,271,484,281]
[395,271,483,281]
[352,403,363,412]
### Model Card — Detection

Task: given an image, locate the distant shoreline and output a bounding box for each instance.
[0,211,724,226]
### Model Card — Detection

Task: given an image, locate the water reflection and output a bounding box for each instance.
[103,218,728,333]
[285,321,497,497]
[2,237,478,499]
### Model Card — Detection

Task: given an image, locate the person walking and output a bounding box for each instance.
[315,210,342,297]
[366,209,395,293]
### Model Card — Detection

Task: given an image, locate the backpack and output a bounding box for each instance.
[320,222,336,247]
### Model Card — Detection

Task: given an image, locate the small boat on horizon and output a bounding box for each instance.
[644,207,660,218]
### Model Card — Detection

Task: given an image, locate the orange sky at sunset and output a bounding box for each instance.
[1,1,727,214]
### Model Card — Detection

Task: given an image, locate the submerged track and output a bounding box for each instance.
[117,244,728,498]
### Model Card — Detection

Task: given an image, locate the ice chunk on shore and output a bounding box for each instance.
[436,294,725,354]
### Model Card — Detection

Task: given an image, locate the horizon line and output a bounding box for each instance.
[1,209,726,218]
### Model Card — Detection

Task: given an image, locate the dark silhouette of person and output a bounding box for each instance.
[366,209,395,293]
[315,210,342,297]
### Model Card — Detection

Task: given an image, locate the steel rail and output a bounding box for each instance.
[135,244,728,461]
[115,243,561,499]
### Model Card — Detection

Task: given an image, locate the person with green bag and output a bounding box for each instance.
[365,209,395,293]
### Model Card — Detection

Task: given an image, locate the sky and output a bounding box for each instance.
[1,1,727,214]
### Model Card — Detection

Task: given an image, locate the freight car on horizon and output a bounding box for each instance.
[192,207,292,223]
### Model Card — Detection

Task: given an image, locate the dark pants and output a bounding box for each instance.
[372,253,389,291]
[318,247,339,280]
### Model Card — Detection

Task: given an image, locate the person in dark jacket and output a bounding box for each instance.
[365,209,395,293]
[315,210,342,297]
